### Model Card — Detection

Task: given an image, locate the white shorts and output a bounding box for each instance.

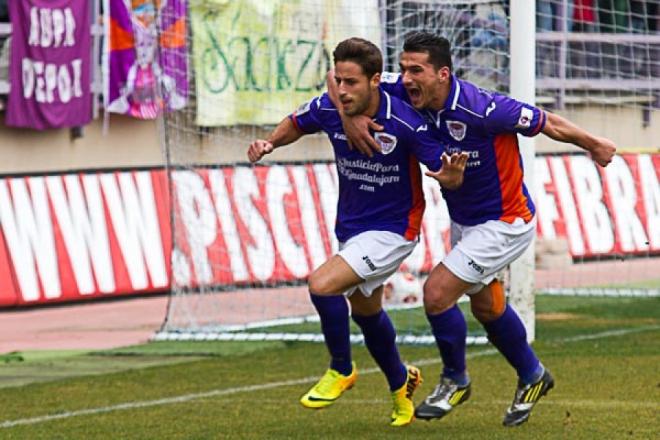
[442,217,536,294]
[338,230,417,297]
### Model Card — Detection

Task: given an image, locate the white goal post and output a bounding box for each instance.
[509,0,536,341]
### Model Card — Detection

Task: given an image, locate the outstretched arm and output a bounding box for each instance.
[247,117,303,163]
[326,70,383,157]
[542,111,616,167]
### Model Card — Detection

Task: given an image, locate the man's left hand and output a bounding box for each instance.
[590,137,616,167]
[425,152,469,190]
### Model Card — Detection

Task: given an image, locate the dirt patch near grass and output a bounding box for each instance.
[537,312,580,321]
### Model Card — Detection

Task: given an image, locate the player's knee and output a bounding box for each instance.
[308,271,335,295]
[422,279,452,314]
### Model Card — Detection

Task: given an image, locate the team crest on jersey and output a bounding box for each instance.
[374,132,398,154]
[446,120,467,141]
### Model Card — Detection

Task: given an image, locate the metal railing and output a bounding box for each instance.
[536,31,660,108]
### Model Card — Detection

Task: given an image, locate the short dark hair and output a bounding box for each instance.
[403,32,453,71]
[333,37,383,78]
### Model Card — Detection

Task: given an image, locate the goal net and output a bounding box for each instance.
[533,0,659,298]
[155,0,659,344]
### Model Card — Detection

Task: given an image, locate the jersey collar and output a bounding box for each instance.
[373,88,392,122]
[427,75,461,128]
[440,74,460,114]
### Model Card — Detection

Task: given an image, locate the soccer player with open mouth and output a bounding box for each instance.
[333,31,616,427]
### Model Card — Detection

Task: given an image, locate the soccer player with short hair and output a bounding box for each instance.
[332,31,616,427]
[247,37,467,427]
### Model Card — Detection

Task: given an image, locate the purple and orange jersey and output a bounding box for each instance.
[290,89,445,242]
[381,73,546,226]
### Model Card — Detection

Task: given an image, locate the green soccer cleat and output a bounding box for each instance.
[390,365,423,427]
[300,363,357,409]
[503,369,555,427]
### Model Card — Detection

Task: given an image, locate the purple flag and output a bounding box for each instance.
[107,0,187,119]
[159,0,188,111]
[7,0,92,129]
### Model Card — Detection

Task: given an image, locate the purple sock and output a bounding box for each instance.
[310,293,352,375]
[483,305,542,384]
[352,310,407,391]
[427,305,468,385]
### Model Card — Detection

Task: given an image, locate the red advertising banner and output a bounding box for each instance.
[535,154,659,256]
[0,171,171,306]
[0,153,657,307]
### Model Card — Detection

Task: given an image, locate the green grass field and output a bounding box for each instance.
[1,296,658,439]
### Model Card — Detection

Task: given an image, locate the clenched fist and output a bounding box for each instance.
[247,139,274,163]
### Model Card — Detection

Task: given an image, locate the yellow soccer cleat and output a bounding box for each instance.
[300,363,357,409]
[390,365,423,427]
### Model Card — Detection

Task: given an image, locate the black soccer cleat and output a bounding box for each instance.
[503,369,555,427]
[415,375,471,421]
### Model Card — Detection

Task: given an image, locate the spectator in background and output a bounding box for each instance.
[628,1,654,78]
[470,8,507,50]
[599,0,644,78]
[537,0,556,31]
[651,2,660,32]
[572,0,600,78]
[0,0,8,111]
[630,1,651,33]
[0,37,8,85]
[0,0,7,22]
[599,0,631,32]
[537,1,574,78]
[573,0,598,32]
[630,1,645,32]
[536,0,574,31]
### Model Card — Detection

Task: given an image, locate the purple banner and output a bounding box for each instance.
[159,0,188,111]
[107,0,187,119]
[7,0,92,129]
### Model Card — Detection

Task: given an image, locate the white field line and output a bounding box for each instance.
[1,325,658,429]
[239,398,659,410]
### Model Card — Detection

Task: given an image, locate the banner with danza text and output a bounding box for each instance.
[7,0,91,129]
[191,0,381,126]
